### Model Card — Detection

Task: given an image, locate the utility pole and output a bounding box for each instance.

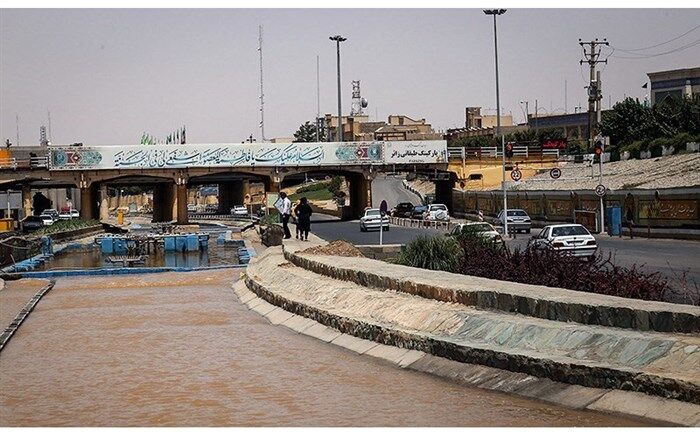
[579,38,608,150]
[484,8,508,236]
[579,38,609,234]
[47,109,53,144]
[258,25,265,142]
[316,54,320,142]
[564,79,568,114]
[329,35,346,142]
[15,114,20,146]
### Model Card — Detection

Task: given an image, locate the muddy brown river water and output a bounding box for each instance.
[0,270,651,426]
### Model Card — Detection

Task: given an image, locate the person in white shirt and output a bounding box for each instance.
[278,192,293,239]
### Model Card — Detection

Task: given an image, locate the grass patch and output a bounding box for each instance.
[30,219,100,236]
[290,188,333,202]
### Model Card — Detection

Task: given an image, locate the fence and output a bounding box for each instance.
[0,156,49,170]
[447,145,560,161]
[389,216,459,231]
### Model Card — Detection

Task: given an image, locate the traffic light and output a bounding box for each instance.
[594,139,604,156]
[505,142,514,158]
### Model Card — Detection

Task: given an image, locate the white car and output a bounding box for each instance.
[42,208,60,220]
[230,205,248,217]
[532,224,598,260]
[39,214,55,226]
[360,208,389,232]
[447,222,502,242]
[424,204,450,221]
[59,209,80,220]
[497,209,532,233]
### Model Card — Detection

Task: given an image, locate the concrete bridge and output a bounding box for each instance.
[1,140,451,223]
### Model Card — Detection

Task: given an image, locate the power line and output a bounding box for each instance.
[609,38,700,59]
[610,24,700,53]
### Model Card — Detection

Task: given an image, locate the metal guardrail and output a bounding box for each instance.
[447,146,560,160]
[389,216,458,231]
[0,156,49,170]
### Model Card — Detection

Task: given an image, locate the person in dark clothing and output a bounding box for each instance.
[294,197,313,241]
[626,206,635,239]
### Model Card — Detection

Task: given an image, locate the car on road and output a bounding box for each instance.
[39,214,55,226]
[42,209,60,221]
[411,205,427,219]
[360,208,389,232]
[391,202,414,218]
[496,209,532,233]
[447,222,502,242]
[20,215,45,233]
[230,205,249,217]
[424,204,450,221]
[59,209,80,220]
[532,224,598,260]
[187,204,198,213]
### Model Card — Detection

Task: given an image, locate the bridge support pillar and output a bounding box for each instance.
[349,173,373,219]
[265,177,280,193]
[21,185,32,218]
[79,184,98,220]
[152,183,174,222]
[434,173,457,213]
[175,183,188,225]
[218,181,246,214]
[99,184,109,222]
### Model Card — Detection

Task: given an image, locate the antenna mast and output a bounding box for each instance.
[47,109,53,143]
[258,25,265,142]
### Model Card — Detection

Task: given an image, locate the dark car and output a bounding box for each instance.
[411,205,428,219]
[21,215,45,233]
[391,202,415,218]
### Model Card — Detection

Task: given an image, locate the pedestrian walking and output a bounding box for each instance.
[626,206,635,240]
[291,199,302,239]
[278,192,292,239]
[294,197,313,241]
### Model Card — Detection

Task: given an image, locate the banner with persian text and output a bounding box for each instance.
[48,140,447,170]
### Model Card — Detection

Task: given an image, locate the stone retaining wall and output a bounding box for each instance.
[243,248,700,405]
[283,246,700,334]
[356,244,404,260]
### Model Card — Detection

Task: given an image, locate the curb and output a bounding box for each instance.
[0,279,55,352]
[233,277,699,426]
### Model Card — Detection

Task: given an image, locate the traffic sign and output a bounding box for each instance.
[379,200,388,215]
[595,184,606,197]
[510,169,522,181]
[550,168,562,179]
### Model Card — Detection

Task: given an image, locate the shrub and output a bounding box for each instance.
[259,213,280,225]
[395,235,463,272]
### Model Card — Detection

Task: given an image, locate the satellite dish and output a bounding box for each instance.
[360,98,368,108]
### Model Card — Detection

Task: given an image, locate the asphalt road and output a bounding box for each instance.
[371,176,422,208]
[311,217,699,301]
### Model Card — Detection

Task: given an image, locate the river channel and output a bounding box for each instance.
[0,270,650,426]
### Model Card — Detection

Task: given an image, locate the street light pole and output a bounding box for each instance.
[330,35,347,142]
[484,8,507,236]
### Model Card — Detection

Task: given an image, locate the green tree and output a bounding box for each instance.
[293,121,325,143]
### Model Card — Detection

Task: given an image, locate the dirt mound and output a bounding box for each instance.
[300,240,365,257]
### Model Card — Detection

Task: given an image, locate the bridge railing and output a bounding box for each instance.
[447,145,560,161]
[0,156,49,170]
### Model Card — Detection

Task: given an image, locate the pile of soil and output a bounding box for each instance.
[300,240,365,257]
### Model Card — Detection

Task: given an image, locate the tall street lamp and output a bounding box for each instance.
[484,8,508,236]
[330,35,347,142]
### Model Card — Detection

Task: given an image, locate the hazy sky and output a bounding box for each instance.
[1,8,699,145]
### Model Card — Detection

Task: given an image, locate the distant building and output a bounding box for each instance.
[647,67,700,105]
[323,113,440,142]
[465,107,513,129]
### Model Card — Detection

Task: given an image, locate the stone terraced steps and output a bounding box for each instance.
[244,245,700,407]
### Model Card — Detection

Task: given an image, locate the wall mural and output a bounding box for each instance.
[49,141,446,170]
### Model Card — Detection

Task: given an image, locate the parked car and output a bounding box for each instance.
[59,209,80,220]
[20,215,45,233]
[496,209,532,233]
[187,204,198,213]
[411,205,428,219]
[391,202,414,218]
[230,205,248,217]
[360,208,389,232]
[39,214,55,226]
[42,209,60,220]
[424,203,450,221]
[447,222,502,242]
[532,224,598,260]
